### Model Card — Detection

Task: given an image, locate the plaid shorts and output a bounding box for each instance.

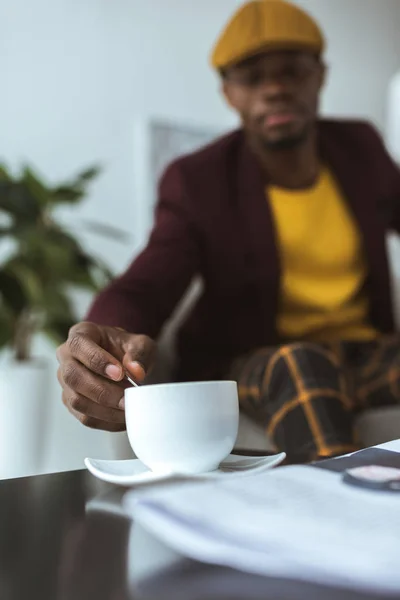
[229,336,400,463]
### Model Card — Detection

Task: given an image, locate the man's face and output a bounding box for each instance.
[223,50,325,150]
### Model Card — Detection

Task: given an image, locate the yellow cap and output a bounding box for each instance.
[211,0,325,70]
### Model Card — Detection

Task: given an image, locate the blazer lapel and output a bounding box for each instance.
[235,135,281,340]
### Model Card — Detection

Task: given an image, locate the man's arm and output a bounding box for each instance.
[87,161,200,338]
[380,141,400,234]
[57,161,199,432]
[387,158,400,234]
[362,123,400,233]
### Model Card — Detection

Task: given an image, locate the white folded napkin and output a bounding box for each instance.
[125,461,400,596]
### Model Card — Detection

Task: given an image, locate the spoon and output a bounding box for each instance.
[125,372,139,388]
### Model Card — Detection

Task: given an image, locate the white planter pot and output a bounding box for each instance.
[0,359,48,479]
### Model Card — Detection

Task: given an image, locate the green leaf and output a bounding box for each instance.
[0,268,29,314]
[67,255,104,290]
[0,161,111,349]
[50,165,100,205]
[82,219,131,242]
[41,225,82,251]
[75,166,101,183]
[0,310,13,349]
[2,259,44,305]
[78,252,113,284]
[0,181,41,222]
[0,164,12,181]
[51,186,84,204]
[40,286,76,321]
[43,316,75,346]
[0,226,13,237]
[22,166,51,208]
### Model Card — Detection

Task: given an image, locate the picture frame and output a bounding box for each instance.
[132,116,222,245]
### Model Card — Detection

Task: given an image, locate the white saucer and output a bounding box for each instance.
[84,452,286,487]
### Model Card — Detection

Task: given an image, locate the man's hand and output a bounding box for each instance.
[56,322,156,432]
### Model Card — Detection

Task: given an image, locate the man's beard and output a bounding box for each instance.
[260,124,310,151]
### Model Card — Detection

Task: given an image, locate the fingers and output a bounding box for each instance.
[122,334,156,382]
[64,400,126,432]
[62,387,126,425]
[59,371,126,432]
[58,358,125,410]
[62,322,123,382]
[56,322,157,430]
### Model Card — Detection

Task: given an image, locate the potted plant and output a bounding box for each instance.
[0,163,124,477]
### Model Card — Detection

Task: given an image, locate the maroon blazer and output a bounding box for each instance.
[88,119,400,381]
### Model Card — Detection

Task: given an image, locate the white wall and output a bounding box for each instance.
[1,0,400,475]
[388,72,400,162]
[301,0,400,129]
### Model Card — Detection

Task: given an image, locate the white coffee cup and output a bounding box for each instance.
[124,380,239,474]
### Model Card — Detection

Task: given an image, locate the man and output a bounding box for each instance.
[57,0,400,463]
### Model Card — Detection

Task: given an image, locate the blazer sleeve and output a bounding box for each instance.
[386,156,400,234]
[362,123,400,233]
[86,161,200,339]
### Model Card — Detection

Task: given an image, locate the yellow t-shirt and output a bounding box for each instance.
[268,167,377,342]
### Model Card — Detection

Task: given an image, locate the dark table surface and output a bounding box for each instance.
[1,446,399,600]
